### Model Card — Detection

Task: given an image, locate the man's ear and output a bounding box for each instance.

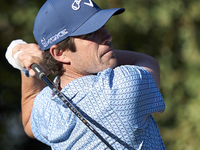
[50,45,71,63]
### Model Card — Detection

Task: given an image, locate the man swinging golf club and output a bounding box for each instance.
[6,0,166,149]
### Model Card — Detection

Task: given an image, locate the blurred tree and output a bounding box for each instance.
[1,0,200,150]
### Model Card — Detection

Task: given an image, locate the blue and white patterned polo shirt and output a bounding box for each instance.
[31,65,166,150]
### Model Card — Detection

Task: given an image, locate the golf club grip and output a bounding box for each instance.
[31,63,45,79]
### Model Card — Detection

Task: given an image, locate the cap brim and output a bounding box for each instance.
[70,8,125,36]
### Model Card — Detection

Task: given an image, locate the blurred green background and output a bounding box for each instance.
[1,0,200,149]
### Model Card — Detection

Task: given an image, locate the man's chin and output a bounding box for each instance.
[109,59,118,69]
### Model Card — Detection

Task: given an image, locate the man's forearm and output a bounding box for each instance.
[21,71,46,138]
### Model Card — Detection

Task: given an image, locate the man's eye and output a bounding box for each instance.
[84,32,95,39]
[79,33,94,39]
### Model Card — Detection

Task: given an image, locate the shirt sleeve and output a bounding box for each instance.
[31,87,52,146]
[104,65,165,129]
[30,86,80,148]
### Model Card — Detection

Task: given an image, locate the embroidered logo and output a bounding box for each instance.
[41,29,68,48]
[84,0,93,7]
[72,0,94,11]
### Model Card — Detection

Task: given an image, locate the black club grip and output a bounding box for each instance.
[31,64,45,79]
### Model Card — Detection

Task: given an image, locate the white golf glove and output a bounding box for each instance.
[5,39,28,71]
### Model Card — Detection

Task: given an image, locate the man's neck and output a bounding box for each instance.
[59,66,84,89]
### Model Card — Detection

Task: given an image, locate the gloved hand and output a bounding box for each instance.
[5,39,28,71]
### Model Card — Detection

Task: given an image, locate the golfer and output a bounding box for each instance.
[6,0,166,149]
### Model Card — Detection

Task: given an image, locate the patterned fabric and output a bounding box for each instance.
[31,65,165,150]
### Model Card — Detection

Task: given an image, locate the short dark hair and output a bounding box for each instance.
[42,36,75,76]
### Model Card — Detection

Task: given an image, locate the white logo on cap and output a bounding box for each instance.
[72,0,94,11]
[84,0,94,7]
[41,29,68,48]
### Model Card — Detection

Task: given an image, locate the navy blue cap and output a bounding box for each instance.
[33,0,125,50]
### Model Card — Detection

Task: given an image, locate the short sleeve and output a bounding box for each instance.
[31,87,52,146]
[103,65,165,129]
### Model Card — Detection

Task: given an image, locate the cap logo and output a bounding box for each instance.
[84,0,94,7]
[41,29,68,48]
[72,0,94,11]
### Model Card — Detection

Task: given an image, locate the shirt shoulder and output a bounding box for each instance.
[98,65,165,128]
[97,65,153,89]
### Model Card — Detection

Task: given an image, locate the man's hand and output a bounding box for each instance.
[12,43,43,76]
[6,40,43,77]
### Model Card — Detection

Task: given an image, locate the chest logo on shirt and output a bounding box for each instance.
[72,0,94,11]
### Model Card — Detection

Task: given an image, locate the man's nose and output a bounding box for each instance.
[102,33,112,45]
[99,27,112,45]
